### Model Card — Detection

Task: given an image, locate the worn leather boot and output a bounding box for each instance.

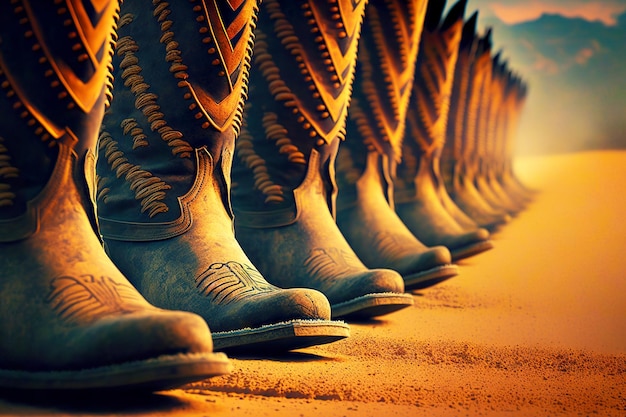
[0,0,231,390]
[443,23,510,231]
[231,0,414,318]
[440,13,491,230]
[337,152,457,291]
[394,0,493,262]
[96,1,349,352]
[336,0,458,289]
[476,56,526,213]
[471,52,522,216]
[436,16,483,232]
[496,75,535,204]
[500,75,535,203]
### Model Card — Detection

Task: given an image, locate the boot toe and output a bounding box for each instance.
[444,228,491,250]
[482,213,511,231]
[69,310,214,370]
[208,287,332,333]
[404,245,452,273]
[351,268,406,296]
[474,227,490,241]
[270,288,332,322]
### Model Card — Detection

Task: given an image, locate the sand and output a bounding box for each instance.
[1,150,625,416]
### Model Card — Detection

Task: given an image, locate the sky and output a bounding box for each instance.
[466,0,626,26]
[444,0,626,155]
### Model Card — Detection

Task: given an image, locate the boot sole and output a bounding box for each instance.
[211,319,350,353]
[332,293,414,319]
[404,265,459,291]
[451,240,494,262]
[0,352,231,391]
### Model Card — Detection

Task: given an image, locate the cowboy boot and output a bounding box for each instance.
[335,0,458,290]
[394,0,493,262]
[497,74,539,203]
[479,56,526,213]
[0,0,231,390]
[439,13,484,231]
[472,51,521,216]
[497,75,535,203]
[96,1,349,353]
[231,0,414,317]
[444,28,510,230]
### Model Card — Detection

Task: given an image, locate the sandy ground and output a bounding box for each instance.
[1,150,625,416]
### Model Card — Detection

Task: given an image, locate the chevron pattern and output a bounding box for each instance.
[180,0,258,132]
[349,0,427,162]
[407,21,463,159]
[95,1,259,223]
[396,0,469,197]
[0,0,118,141]
[231,0,368,212]
[251,0,367,144]
[0,0,119,221]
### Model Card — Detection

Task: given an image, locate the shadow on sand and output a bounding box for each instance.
[0,389,193,416]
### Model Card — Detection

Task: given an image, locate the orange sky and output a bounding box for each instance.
[471,0,626,26]
[457,0,626,155]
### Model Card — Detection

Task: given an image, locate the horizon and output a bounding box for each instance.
[442,0,626,156]
[460,0,626,27]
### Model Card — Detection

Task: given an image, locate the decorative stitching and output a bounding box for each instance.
[303,247,363,282]
[115,29,192,158]
[47,274,145,324]
[0,137,18,208]
[153,0,258,134]
[410,23,463,158]
[97,130,172,218]
[253,0,365,145]
[236,112,284,204]
[351,0,424,162]
[195,261,276,305]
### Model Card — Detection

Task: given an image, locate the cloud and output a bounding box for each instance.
[471,0,626,26]
[573,39,603,67]
[517,39,560,74]
[517,37,603,75]
[575,48,594,65]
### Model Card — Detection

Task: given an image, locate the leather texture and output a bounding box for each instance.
[0,0,228,389]
[231,0,413,317]
[337,152,458,290]
[441,15,510,230]
[474,54,527,214]
[235,150,413,317]
[336,0,462,279]
[393,0,493,261]
[490,65,534,205]
[95,0,344,350]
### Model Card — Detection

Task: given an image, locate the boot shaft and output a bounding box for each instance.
[395,0,466,197]
[484,57,504,163]
[485,57,513,173]
[0,0,119,239]
[496,70,519,170]
[475,49,495,156]
[335,0,427,211]
[463,31,492,166]
[347,0,427,160]
[231,0,368,224]
[499,75,527,173]
[441,13,477,184]
[96,1,259,231]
